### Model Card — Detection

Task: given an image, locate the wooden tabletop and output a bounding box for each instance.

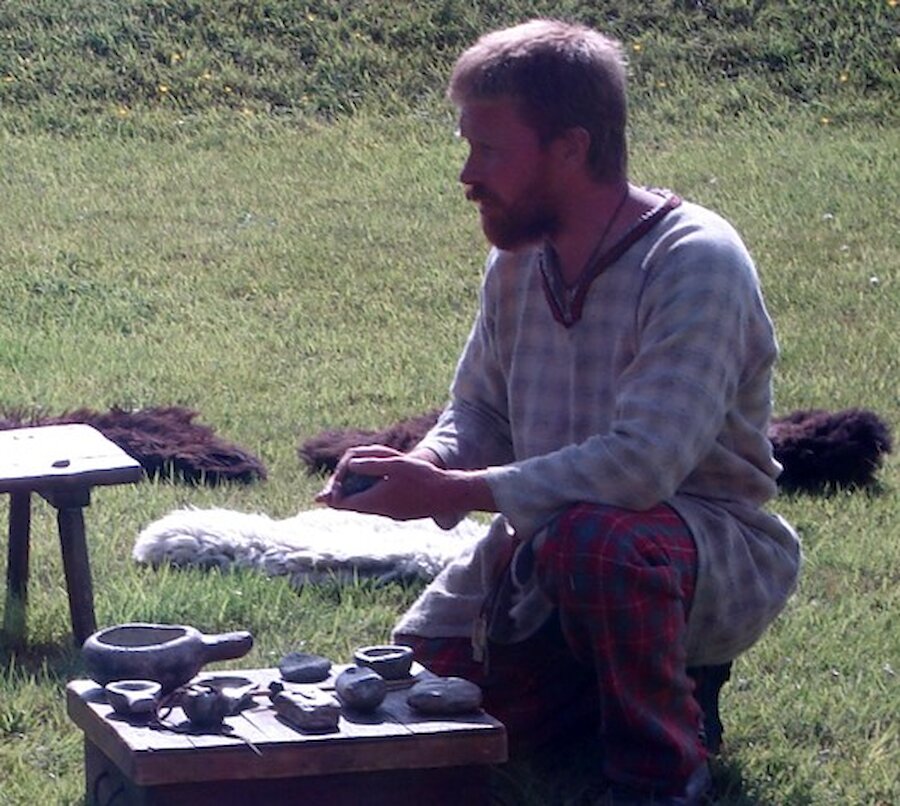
[67,667,507,787]
[0,424,142,493]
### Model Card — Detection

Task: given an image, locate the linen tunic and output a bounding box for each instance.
[394,193,802,665]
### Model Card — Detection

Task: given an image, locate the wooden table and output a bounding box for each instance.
[1,424,143,646]
[67,666,508,805]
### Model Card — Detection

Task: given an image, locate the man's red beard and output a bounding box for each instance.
[467,184,559,251]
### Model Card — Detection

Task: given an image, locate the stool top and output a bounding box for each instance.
[0,423,143,493]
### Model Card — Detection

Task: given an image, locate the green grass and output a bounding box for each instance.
[1,1,898,804]
[0,0,896,133]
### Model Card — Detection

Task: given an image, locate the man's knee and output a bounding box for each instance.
[534,502,695,602]
[537,502,665,564]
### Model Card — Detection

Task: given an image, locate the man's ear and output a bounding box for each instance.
[556,126,591,169]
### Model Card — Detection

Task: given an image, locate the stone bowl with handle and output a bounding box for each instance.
[82,622,253,693]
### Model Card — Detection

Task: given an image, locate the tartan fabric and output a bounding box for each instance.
[536,502,705,794]
[399,502,706,796]
[397,617,598,753]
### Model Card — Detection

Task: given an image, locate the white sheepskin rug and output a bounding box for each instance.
[133,507,484,585]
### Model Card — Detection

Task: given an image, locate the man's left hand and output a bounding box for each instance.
[315,445,494,524]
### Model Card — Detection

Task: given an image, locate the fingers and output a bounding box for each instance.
[334,445,400,479]
[315,445,399,505]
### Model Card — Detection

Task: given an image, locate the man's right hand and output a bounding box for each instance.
[315,444,494,528]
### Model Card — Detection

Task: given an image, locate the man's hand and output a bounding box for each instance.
[315,444,495,526]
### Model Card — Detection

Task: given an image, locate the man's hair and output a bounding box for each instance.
[448,19,628,182]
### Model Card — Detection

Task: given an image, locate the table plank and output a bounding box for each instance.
[380,694,502,736]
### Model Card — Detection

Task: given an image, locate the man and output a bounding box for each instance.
[318,19,801,805]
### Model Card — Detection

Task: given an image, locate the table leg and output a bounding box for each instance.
[3,491,31,645]
[57,506,97,646]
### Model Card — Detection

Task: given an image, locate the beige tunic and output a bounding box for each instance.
[394,194,801,666]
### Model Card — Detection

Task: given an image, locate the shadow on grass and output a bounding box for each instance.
[712,754,821,806]
[0,633,84,683]
[485,737,816,805]
[488,734,609,806]
[712,756,769,805]
[777,477,894,501]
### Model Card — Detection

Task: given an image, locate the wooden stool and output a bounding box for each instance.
[67,666,507,805]
[1,424,143,646]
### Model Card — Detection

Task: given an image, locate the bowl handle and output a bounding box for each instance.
[200,630,254,663]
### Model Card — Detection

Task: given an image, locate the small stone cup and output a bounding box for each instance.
[353,644,414,680]
[104,679,162,716]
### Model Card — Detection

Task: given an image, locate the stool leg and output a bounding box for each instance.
[3,491,32,646]
[57,506,97,646]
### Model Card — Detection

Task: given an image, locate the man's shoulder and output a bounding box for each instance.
[657,198,742,239]
[638,200,764,305]
[646,198,754,269]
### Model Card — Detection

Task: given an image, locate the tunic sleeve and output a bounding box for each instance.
[416,250,515,471]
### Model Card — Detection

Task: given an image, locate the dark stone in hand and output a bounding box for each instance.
[279,652,333,683]
[340,471,380,497]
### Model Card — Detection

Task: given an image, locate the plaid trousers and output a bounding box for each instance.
[396,502,706,795]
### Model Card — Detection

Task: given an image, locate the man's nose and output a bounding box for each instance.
[459,153,478,186]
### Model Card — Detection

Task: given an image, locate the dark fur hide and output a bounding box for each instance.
[298,408,443,475]
[0,406,267,485]
[769,408,893,492]
[298,407,893,493]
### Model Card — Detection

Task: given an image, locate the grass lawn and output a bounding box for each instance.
[0,1,897,803]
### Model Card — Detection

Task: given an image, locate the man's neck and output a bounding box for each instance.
[548,181,651,286]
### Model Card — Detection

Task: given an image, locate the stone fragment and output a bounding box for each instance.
[279,651,333,683]
[273,689,341,733]
[407,677,482,716]
[335,666,387,712]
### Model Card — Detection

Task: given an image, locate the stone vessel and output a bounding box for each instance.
[104,679,162,716]
[82,623,253,693]
[353,645,414,680]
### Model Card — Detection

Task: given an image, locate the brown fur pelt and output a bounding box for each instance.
[0,405,267,485]
[298,408,443,475]
[769,408,892,492]
[298,407,893,494]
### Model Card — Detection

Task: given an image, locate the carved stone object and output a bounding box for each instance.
[81,623,253,693]
[340,472,381,496]
[353,645,414,680]
[181,684,231,729]
[272,689,341,733]
[278,651,333,683]
[335,666,387,712]
[407,677,482,716]
[104,680,161,716]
